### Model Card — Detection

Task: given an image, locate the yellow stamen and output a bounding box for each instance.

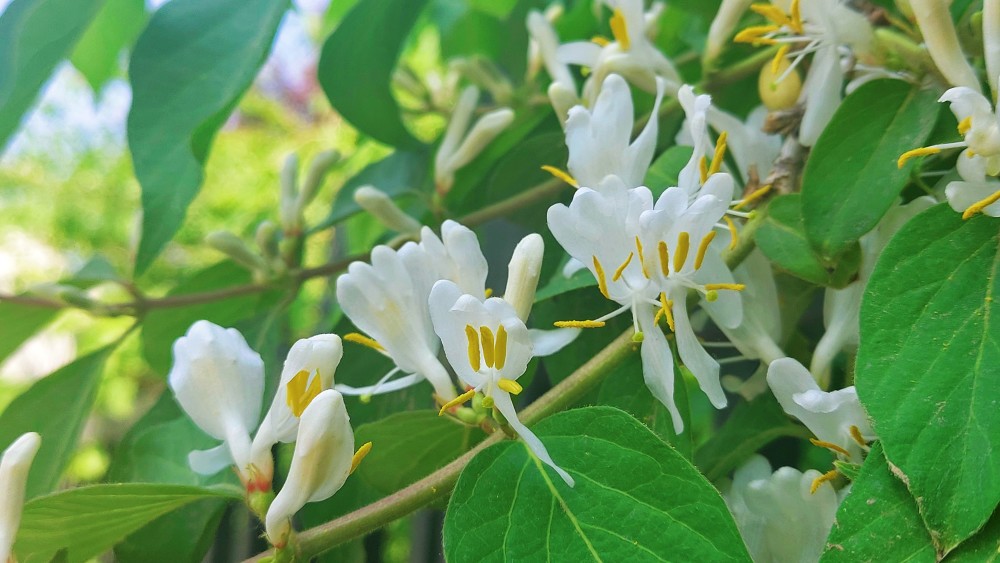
[498,378,522,395]
[703,283,746,291]
[962,189,1000,219]
[750,4,792,27]
[733,25,780,45]
[438,388,477,416]
[495,324,507,370]
[723,216,739,250]
[810,438,851,457]
[771,44,790,75]
[480,326,495,368]
[958,116,973,135]
[810,469,839,494]
[849,425,868,448]
[610,8,630,50]
[699,155,709,184]
[484,288,493,298]
[554,320,606,328]
[465,325,481,372]
[695,231,717,270]
[790,0,803,33]
[612,251,634,282]
[659,292,675,332]
[657,241,670,276]
[541,165,579,188]
[673,232,690,273]
[897,146,941,168]
[593,256,610,299]
[286,369,322,417]
[634,236,650,278]
[344,332,384,352]
[350,441,373,474]
[708,131,728,177]
[734,184,772,210]
[591,35,610,47]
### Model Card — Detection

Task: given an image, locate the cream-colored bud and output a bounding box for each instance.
[353,186,423,235]
[297,150,340,212]
[279,154,300,231]
[206,231,268,272]
[910,0,982,92]
[985,0,1000,98]
[704,0,751,66]
[503,234,544,322]
[445,108,514,173]
[548,82,579,126]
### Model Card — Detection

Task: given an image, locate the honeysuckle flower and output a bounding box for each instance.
[429,280,574,487]
[767,358,875,463]
[527,9,579,123]
[435,86,514,195]
[735,0,874,146]
[811,197,935,385]
[0,432,41,562]
[168,320,266,488]
[558,74,664,190]
[353,185,422,236]
[704,106,782,185]
[264,389,370,548]
[985,0,1000,97]
[250,334,343,481]
[503,233,545,323]
[946,152,1000,217]
[910,0,981,92]
[725,455,839,563]
[704,0,753,66]
[716,249,784,365]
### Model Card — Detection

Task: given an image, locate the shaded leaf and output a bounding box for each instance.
[0,300,61,365]
[69,0,147,90]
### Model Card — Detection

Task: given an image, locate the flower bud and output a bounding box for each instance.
[910,0,981,91]
[503,234,544,322]
[353,186,423,235]
[297,150,340,212]
[445,108,515,177]
[279,154,300,232]
[206,231,268,272]
[704,0,751,67]
[985,0,1000,95]
[0,432,41,562]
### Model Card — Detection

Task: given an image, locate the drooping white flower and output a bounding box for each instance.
[945,152,1000,217]
[767,358,874,462]
[265,389,368,548]
[250,334,343,480]
[0,432,41,562]
[429,280,574,486]
[725,455,840,563]
[435,86,514,194]
[168,320,266,488]
[716,249,784,365]
[562,74,664,190]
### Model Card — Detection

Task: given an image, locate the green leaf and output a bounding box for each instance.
[695,393,811,482]
[469,0,517,19]
[443,406,751,561]
[756,194,862,288]
[128,0,287,274]
[821,444,935,562]
[317,0,426,148]
[69,0,147,90]
[0,344,115,499]
[534,267,597,302]
[140,261,271,376]
[946,509,1000,561]
[857,204,1000,553]
[355,410,484,494]
[0,0,104,150]
[13,483,240,563]
[645,145,693,194]
[801,80,939,259]
[0,299,61,364]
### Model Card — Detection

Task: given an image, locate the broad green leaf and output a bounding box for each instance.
[469,0,518,19]
[140,261,272,376]
[802,80,939,259]
[821,444,935,562]
[857,204,1000,553]
[313,149,429,233]
[444,407,751,561]
[756,194,861,288]
[946,509,1000,561]
[438,1,534,78]
[0,0,104,149]
[355,410,484,494]
[645,145,693,194]
[0,300,61,364]
[317,0,426,148]
[128,0,287,274]
[13,483,240,563]
[0,344,114,499]
[695,393,811,481]
[481,131,568,208]
[69,0,147,90]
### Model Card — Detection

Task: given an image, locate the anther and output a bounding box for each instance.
[495,324,507,370]
[438,388,477,416]
[610,8,630,50]
[541,165,579,188]
[733,25,780,45]
[849,425,868,448]
[350,441,373,475]
[699,155,709,184]
[593,256,610,299]
[810,438,851,457]
[480,326,496,368]
[897,146,941,168]
[673,232,690,273]
[591,35,610,47]
[286,369,322,417]
[708,131,728,177]
[703,283,745,291]
[723,216,738,250]
[613,252,634,281]
[657,241,670,276]
[344,332,385,352]
[734,184,772,210]
[554,320,606,328]
[958,116,972,135]
[810,469,839,494]
[695,231,717,270]
[962,189,1000,219]
[771,44,790,74]
[498,378,522,395]
[465,325,481,372]
[634,236,650,278]
[659,292,675,332]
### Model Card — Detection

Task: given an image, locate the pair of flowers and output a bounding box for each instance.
[168,322,368,547]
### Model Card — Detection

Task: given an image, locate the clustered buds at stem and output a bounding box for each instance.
[434,86,514,195]
[353,186,423,236]
[0,432,41,562]
[205,231,270,273]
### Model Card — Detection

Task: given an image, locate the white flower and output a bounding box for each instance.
[705,0,753,65]
[435,86,514,194]
[168,320,266,488]
[527,9,579,123]
[250,334,343,478]
[910,0,981,92]
[946,152,1000,217]
[336,221,489,401]
[562,74,664,190]
[0,432,41,562]
[429,280,574,486]
[265,389,368,548]
[725,455,840,563]
[705,106,782,184]
[766,358,874,462]
[716,249,784,365]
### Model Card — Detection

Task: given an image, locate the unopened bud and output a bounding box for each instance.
[503,234,544,322]
[206,231,268,272]
[255,221,280,261]
[451,57,513,105]
[353,186,423,235]
[297,150,340,212]
[758,57,801,111]
[279,154,300,232]
[548,82,579,126]
[445,108,514,174]
[910,0,982,91]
